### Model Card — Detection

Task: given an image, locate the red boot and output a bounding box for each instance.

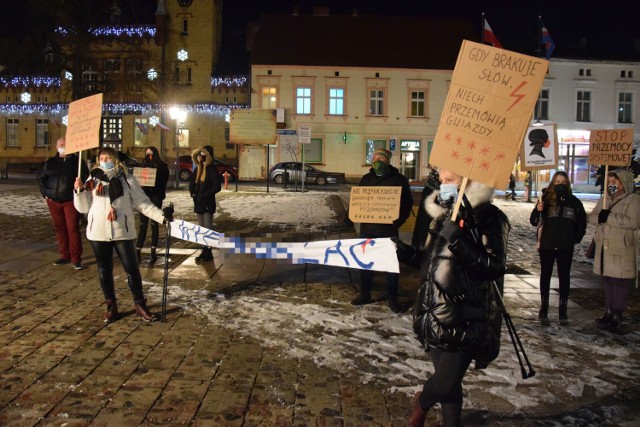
[134,299,157,322]
[409,392,427,427]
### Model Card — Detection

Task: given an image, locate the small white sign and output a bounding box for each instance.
[298,125,311,144]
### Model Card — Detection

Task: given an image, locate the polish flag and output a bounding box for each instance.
[483,18,503,48]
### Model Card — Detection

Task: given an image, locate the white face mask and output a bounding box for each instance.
[57,147,65,155]
[438,183,459,208]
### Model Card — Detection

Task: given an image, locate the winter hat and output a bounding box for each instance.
[372,148,392,162]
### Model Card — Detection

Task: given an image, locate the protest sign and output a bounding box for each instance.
[520,124,559,171]
[588,128,634,166]
[133,167,157,186]
[348,186,401,224]
[65,93,103,154]
[429,40,548,187]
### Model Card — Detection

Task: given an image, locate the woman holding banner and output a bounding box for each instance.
[530,171,586,321]
[587,168,640,332]
[411,169,509,427]
[136,146,170,264]
[189,145,221,262]
[74,147,174,323]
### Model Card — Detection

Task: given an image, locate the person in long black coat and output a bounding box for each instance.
[189,145,221,262]
[351,148,413,312]
[411,166,439,250]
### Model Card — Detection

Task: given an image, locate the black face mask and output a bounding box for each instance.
[554,184,568,198]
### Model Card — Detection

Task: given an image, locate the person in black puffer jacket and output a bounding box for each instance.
[189,145,221,262]
[410,168,510,427]
[351,148,413,312]
[530,171,586,321]
[135,146,169,263]
[39,137,89,269]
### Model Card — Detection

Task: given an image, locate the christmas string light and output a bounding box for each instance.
[0,76,61,88]
[56,25,156,38]
[0,103,247,116]
[210,76,248,87]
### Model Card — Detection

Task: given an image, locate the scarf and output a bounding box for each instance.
[87,167,126,221]
[195,163,207,184]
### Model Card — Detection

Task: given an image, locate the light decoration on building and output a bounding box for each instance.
[21,93,31,103]
[177,49,188,61]
[0,76,61,88]
[211,76,248,87]
[148,115,160,126]
[147,68,158,81]
[56,25,156,38]
[65,71,73,81]
[0,103,247,116]
[62,115,68,126]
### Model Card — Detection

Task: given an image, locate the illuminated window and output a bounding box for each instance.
[296,87,311,114]
[261,87,277,109]
[6,118,19,147]
[618,92,633,124]
[36,118,49,148]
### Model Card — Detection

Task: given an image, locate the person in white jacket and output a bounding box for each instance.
[74,147,173,323]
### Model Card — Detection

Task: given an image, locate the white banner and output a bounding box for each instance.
[168,219,399,273]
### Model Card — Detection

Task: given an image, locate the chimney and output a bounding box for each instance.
[154,0,168,46]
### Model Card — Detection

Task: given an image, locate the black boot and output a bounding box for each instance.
[559,299,568,321]
[104,299,119,323]
[150,246,157,263]
[195,248,206,262]
[200,247,213,261]
[136,248,142,263]
[608,310,623,331]
[596,308,613,326]
[538,296,549,320]
[387,281,400,313]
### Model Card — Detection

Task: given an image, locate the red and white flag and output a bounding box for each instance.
[483,18,503,48]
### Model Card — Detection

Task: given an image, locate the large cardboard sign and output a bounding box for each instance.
[229,108,277,145]
[348,186,401,224]
[520,124,559,171]
[133,167,157,186]
[429,40,548,187]
[588,128,634,166]
[65,93,103,154]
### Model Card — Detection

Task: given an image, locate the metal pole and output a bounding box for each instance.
[174,123,180,189]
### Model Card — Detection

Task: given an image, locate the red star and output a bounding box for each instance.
[480,160,490,171]
[495,152,506,161]
[444,133,451,141]
[452,150,460,160]
[467,140,477,151]
[464,156,474,165]
[479,146,490,156]
[455,136,464,146]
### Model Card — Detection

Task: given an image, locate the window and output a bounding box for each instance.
[261,87,277,109]
[535,89,550,120]
[82,64,97,93]
[182,18,189,34]
[369,89,384,116]
[618,92,633,123]
[133,118,148,147]
[578,68,592,77]
[36,118,49,148]
[410,91,425,117]
[174,66,180,83]
[101,117,123,150]
[177,128,189,148]
[365,139,386,163]
[296,87,311,114]
[576,90,591,122]
[329,88,344,115]
[187,67,192,84]
[127,59,143,93]
[302,138,323,163]
[6,118,19,147]
[105,59,120,74]
[621,70,634,79]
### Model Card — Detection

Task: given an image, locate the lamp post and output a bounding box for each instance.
[169,106,187,188]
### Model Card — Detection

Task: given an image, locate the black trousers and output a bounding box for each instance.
[419,348,472,427]
[90,239,145,303]
[136,195,163,249]
[538,248,573,300]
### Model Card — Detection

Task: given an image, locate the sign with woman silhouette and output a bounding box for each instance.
[520,124,558,171]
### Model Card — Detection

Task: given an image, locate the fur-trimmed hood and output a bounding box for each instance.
[610,168,635,195]
[192,145,214,167]
[425,180,494,219]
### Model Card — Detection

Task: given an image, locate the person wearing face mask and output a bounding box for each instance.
[135,146,169,264]
[410,168,510,427]
[529,171,586,321]
[39,137,90,270]
[351,148,413,312]
[73,147,174,323]
[189,145,221,262]
[588,169,640,332]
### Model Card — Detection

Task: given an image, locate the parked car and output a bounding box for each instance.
[269,162,345,186]
[176,155,238,182]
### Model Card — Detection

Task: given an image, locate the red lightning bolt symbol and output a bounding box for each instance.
[507,81,527,111]
[361,238,373,252]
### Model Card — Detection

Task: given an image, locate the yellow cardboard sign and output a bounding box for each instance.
[348,186,401,224]
[133,167,157,187]
[65,93,103,154]
[229,108,277,145]
[588,128,634,166]
[429,40,548,187]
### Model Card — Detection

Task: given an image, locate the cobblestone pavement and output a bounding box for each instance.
[0,177,639,426]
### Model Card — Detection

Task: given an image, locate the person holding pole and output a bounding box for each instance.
[410,168,510,427]
[529,171,586,321]
[587,168,640,332]
[40,137,89,270]
[74,147,174,323]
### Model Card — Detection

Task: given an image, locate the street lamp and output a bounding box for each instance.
[169,106,188,188]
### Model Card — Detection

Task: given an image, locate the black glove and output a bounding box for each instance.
[439,219,462,243]
[163,204,174,223]
[598,209,610,224]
